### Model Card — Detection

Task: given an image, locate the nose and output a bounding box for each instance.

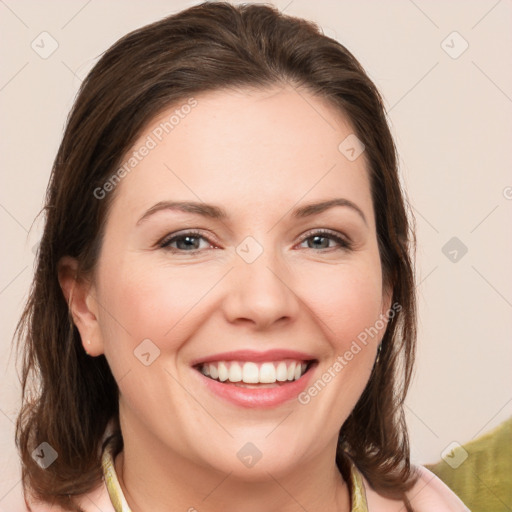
[222,242,300,330]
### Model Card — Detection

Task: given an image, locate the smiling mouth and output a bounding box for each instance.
[194,359,316,388]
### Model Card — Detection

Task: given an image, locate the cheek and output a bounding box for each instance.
[95,258,215,353]
[303,262,385,351]
[93,261,203,414]
[292,262,385,439]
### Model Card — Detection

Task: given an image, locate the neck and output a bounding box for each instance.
[114,434,351,512]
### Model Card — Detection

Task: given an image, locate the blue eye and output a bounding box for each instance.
[158,229,351,254]
[159,230,212,253]
[298,230,352,251]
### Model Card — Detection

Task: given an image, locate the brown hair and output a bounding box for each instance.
[15,2,418,510]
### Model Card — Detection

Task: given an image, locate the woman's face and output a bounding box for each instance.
[79,85,391,478]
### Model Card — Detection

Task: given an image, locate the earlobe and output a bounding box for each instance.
[57,256,104,357]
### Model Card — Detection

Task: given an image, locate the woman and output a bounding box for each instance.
[14,2,468,511]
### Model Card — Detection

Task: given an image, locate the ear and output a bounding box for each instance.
[57,256,104,357]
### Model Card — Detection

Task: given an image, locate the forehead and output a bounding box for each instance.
[108,84,374,228]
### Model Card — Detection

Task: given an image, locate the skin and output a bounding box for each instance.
[59,84,405,512]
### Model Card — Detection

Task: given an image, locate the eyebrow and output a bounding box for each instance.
[136,198,367,226]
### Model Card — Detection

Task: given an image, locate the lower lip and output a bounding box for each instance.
[195,364,316,408]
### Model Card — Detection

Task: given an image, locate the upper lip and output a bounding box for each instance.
[191,349,317,366]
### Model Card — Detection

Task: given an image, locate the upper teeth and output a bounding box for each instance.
[199,360,308,384]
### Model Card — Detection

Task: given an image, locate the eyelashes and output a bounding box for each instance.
[159,229,213,254]
[157,228,352,255]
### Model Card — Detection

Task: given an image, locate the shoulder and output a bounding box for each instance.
[405,465,469,511]
[362,464,469,512]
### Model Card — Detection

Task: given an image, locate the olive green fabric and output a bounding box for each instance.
[425,416,512,512]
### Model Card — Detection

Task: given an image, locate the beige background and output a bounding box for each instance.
[1,0,511,508]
